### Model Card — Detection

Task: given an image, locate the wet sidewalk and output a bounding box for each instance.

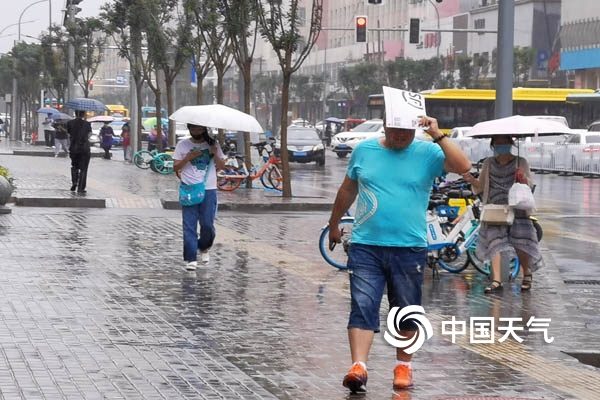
[0,139,598,399]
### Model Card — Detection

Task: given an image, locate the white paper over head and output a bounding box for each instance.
[383,86,426,129]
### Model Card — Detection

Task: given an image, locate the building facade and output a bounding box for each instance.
[559,0,600,88]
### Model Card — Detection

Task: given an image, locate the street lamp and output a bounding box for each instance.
[10,0,51,141]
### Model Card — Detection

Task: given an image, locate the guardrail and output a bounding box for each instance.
[453,138,600,177]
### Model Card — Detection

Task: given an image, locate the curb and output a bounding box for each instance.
[14,197,106,208]
[163,199,333,212]
[13,197,332,212]
[12,150,106,158]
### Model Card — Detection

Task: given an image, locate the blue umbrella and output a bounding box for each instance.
[53,112,73,121]
[64,98,109,113]
[37,107,60,115]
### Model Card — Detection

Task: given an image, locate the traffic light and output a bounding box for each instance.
[409,18,420,44]
[366,0,383,4]
[355,16,367,43]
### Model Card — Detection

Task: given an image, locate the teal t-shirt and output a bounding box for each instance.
[347,138,445,247]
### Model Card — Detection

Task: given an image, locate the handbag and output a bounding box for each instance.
[508,182,536,211]
[179,181,206,206]
[480,204,515,225]
[179,160,211,206]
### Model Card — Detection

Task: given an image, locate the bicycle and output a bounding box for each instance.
[216,141,283,191]
[133,148,175,175]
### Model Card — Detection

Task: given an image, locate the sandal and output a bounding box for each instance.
[521,274,533,291]
[484,280,503,293]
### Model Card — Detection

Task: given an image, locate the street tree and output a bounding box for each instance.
[64,17,108,98]
[255,0,323,198]
[39,28,69,109]
[221,0,259,185]
[101,0,151,152]
[339,63,383,117]
[514,46,536,86]
[252,72,281,134]
[144,0,193,147]
[186,0,234,109]
[457,55,473,88]
[11,43,44,139]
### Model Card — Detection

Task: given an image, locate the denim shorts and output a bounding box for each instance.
[347,244,427,332]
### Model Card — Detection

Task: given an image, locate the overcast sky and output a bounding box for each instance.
[0,0,107,55]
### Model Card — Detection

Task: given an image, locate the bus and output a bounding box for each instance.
[565,90,600,129]
[141,106,168,119]
[367,88,596,132]
[105,104,129,118]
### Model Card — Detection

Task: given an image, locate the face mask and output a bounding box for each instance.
[493,144,512,155]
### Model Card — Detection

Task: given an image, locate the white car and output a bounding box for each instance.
[449,126,473,139]
[331,119,384,158]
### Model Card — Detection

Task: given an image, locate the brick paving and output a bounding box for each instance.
[0,141,598,399]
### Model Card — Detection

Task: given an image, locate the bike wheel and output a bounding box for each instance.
[319,217,354,270]
[436,244,470,273]
[468,245,520,280]
[152,153,174,175]
[259,167,274,189]
[216,166,243,191]
[268,165,283,191]
[133,150,153,169]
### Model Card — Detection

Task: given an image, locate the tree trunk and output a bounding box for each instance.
[216,67,225,144]
[280,73,292,198]
[166,78,175,147]
[154,82,164,152]
[242,61,253,188]
[196,70,204,105]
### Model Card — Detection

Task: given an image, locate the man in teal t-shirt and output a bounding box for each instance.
[328,115,471,394]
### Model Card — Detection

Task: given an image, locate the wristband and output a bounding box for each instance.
[433,135,446,143]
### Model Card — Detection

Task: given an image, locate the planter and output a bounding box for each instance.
[0,175,13,214]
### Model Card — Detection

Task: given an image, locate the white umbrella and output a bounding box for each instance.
[466,115,573,138]
[169,104,263,133]
[88,115,115,123]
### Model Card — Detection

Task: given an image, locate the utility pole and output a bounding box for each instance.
[495,0,515,118]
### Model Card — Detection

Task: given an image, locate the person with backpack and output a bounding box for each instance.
[99,121,114,159]
[66,111,92,193]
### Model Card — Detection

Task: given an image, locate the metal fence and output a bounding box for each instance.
[453,139,600,177]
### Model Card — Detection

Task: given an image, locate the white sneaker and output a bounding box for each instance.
[186,261,197,271]
[201,252,210,264]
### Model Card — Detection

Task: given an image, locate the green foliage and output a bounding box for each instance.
[0,166,9,181]
[514,46,536,85]
[457,55,473,88]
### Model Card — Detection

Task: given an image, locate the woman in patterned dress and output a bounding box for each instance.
[463,135,543,293]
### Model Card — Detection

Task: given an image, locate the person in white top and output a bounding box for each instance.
[173,124,226,270]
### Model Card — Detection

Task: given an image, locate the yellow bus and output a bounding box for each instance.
[105,104,129,118]
[367,88,595,132]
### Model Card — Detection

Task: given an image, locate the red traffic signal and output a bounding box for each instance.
[356,16,367,43]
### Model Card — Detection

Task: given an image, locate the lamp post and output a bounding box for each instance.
[10,0,51,141]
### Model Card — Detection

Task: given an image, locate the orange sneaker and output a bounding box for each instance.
[343,362,368,393]
[393,364,414,390]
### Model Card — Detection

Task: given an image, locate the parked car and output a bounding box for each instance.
[528,115,569,127]
[587,120,600,131]
[274,126,325,166]
[553,130,600,172]
[518,133,574,169]
[330,119,384,158]
[449,126,473,139]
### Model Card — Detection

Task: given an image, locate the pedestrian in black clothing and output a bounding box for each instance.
[66,110,92,193]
